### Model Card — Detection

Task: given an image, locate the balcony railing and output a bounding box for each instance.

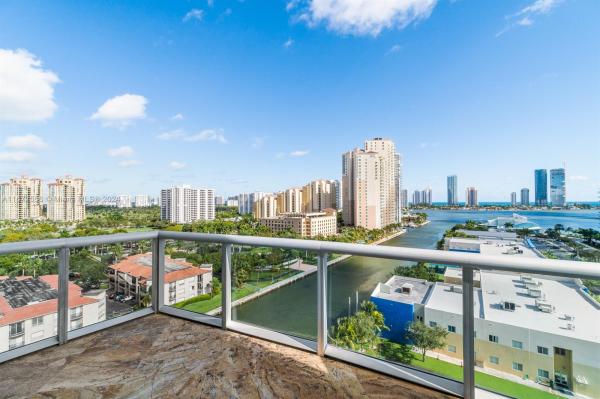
[0,231,598,399]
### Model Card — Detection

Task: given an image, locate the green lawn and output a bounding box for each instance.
[176,270,302,314]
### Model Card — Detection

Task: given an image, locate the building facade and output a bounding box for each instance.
[253,194,278,219]
[342,138,400,229]
[550,168,566,207]
[465,187,478,207]
[134,195,149,207]
[447,175,458,206]
[535,169,548,206]
[520,188,530,206]
[0,275,105,353]
[117,194,132,208]
[238,192,267,215]
[510,192,517,206]
[259,210,337,238]
[47,176,86,222]
[108,253,213,306]
[160,186,215,224]
[400,189,408,209]
[0,176,42,220]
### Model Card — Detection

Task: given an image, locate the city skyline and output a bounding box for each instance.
[0,1,598,201]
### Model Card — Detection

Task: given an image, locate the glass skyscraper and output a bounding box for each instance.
[534,169,548,206]
[520,188,529,206]
[550,168,566,207]
[447,175,458,206]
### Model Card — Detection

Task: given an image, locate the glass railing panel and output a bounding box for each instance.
[0,249,59,352]
[67,239,153,331]
[162,240,222,319]
[327,255,463,382]
[230,245,317,340]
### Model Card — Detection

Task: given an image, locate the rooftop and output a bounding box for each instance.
[109,253,211,283]
[371,276,433,305]
[0,314,454,399]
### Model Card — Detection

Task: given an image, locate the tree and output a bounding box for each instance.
[330,300,388,352]
[405,321,448,361]
[211,277,222,297]
[392,262,437,281]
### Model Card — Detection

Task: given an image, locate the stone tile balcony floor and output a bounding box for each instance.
[0,314,460,399]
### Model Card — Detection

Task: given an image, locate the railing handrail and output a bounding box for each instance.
[1,230,598,279]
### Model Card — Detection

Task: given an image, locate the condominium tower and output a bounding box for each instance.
[511,192,517,207]
[550,168,566,207]
[465,187,478,207]
[342,138,400,229]
[47,176,86,221]
[238,192,267,215]
[447,175,458,206]
[534,169,548,206]
[160,186,215,224]
[520,188,530,206]
[0,176,42,220]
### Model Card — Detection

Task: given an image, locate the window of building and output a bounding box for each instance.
[512,340,523,350]
[448,345,456,353]
[512,362,523,372]
[448,325,456,333]
[537,369,549,379]
[537,346,549,355]
[70,318,83,330]
[429,321,437,328]
[32,316,44,327]
[9,321,24,337]
[488,335,499,343]
[555,347,567,356]
[489,356,499,365]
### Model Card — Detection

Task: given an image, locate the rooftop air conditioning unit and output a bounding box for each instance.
[536,300,554,313]
[521,275,533,283]
[452,286,463,294]
[564,314,575,321]
[503,301,516,311]
[567,323,575,331]
[528,288,542,298]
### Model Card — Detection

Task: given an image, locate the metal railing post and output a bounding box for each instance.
[462,267,475,399]
[221,243,233,329]
[152,238,166,313]
[57,247,70,345]
[317,251,328,356]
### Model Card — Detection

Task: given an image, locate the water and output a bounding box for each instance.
[232,209,599,339]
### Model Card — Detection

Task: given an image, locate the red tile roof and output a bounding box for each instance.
[0,275,101,327]
[109,253,211,284]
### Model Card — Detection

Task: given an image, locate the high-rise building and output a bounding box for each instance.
[307,179,338,212]
[135,195,149,207]
[0,176,42,220]
[395,153,403,222]
[422,188,432,206]
[214,196,224,207]
[117,195,132,208]
[520,188,530,206]
[465,187,478,207]
[253,195,278,219]
[282,187,303,214]
[447,175,458,206]
[510,192,517,207]
[412,190,422,206]
[342,138,400,228]
[534,169,548,206]
[238,192,267,215]
[400,189,408,209]
[47,176,86,221]
[550,168,566,207]
[160,186,214,224]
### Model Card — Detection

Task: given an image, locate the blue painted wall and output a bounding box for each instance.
[370,296,414,344]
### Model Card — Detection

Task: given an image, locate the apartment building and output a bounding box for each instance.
[0,176,42,220]
[371,238,600,398]
[0,275,105,353]
[47,176,86,221]
[117,194,132,208]
[108,253,212,306]
[253,194,278,219]
[259,210,337,237]
[160,186,215,223]
[307,179,339,212]
[134,195,150,207]
[238,192,267,215]
[342,138,400,229]
[465,187,478,207]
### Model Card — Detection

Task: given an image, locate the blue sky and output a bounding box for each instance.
[0,0,598,201]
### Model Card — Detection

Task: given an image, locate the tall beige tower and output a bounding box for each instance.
[0,176,42,220]
[47,176,86,221]
[342,138,400,229]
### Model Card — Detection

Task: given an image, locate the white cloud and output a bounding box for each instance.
[171,113,184,121]
[207,0,214,7]
[498,0,561,37]
[169,161,186,170]
[91,94,148,128]
[118,159,142,167]
[0,48,60,122]
[183,9,204,22]
[386,44,402,55]
[516,0,561,16]
[4,134,48,150]
[0,151,36,162]
[517,16,533,26]
[185,129,228,144]
[290,150,309,157]
[157,129,186,140]
[107,145,134,157]
[569,175,589,181]
[291,0,437,36]
[283,38,295,49]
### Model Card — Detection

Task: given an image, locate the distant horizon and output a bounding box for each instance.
[1,1,598,201]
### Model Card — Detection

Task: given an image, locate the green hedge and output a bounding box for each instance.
[173,294,211,308]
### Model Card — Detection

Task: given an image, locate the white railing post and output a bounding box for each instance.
[57,247,70,345]
[317,251,328,356]
[221,243,233,329]
[462,267,475,399]
[152,238,166,312]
